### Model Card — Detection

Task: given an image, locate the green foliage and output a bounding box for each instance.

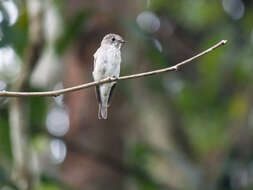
[37,184,61,190]
[0,11,29,56]
[1,0,253,189]
[55,10,92,54]
[0,118,11,157]
[28,95,48,136]
[186,113,229,157]
[129,143,151,166]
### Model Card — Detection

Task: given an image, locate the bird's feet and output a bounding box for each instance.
[108,76,118,81]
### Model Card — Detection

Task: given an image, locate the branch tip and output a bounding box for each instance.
[221,40,228,45]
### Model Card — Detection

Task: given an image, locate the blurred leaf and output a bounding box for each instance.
[198,38,225,86]
[151,0,224,30]
[0,167,18,189]
[137,180,159,190]
[28,94,48,135]
[0,11,28,56]
[182,0,224,29]
[129,143,151,167]
[37,184,61,190]
[40,174,76,190]
[0,118,11,157]
[33,135,50,153]
[146,42,167,68]
[0,166,7,186]
[232,46,253,84]
[185,113,229,157]
[242,6,253,34]
[55,10,92,54]
[228,93,248,120]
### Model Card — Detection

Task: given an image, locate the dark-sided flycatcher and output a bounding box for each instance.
[92,34,125,119]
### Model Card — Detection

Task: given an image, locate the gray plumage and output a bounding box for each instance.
[92,33,125,119]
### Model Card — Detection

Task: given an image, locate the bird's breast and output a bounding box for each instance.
[93,46,121,81]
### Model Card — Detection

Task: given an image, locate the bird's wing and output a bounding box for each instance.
[93,50,102,107]
[93,49,99,68]
[108,83,116,107]
[108,51,121,106]
[95,85,101,104]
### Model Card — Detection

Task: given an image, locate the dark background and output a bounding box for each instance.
[0,0,253,190]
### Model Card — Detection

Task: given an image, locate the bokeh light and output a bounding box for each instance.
[0,46,21,81]
[50,139,67,164]
[136,11,160,33]
[2,0,19,26]
[0,11,3,23]
[222,0,245,20]
[153,38,163,52]
[1,0,253,189]
[0,80,7,90]
[46,107,69,137]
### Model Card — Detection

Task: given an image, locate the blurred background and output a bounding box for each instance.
[0,0,253,190]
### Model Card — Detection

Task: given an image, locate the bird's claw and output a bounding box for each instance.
[109,76,118,81]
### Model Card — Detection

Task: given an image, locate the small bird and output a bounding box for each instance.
[92,33,125,119]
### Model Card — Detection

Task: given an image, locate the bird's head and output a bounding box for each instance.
[101,33,126,49]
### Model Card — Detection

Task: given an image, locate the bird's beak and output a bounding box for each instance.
[119,40,126,44]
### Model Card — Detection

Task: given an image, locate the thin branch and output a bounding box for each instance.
[0,40,227,97]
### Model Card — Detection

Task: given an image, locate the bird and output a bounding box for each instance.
[92,33,125,119]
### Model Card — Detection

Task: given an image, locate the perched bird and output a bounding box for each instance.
[92,34,125,119]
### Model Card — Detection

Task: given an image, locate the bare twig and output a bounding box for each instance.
[0,40,227,98]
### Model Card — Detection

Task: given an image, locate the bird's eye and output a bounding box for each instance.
[112,37,115,42]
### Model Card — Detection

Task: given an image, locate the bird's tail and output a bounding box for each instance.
[98,103,108,119]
